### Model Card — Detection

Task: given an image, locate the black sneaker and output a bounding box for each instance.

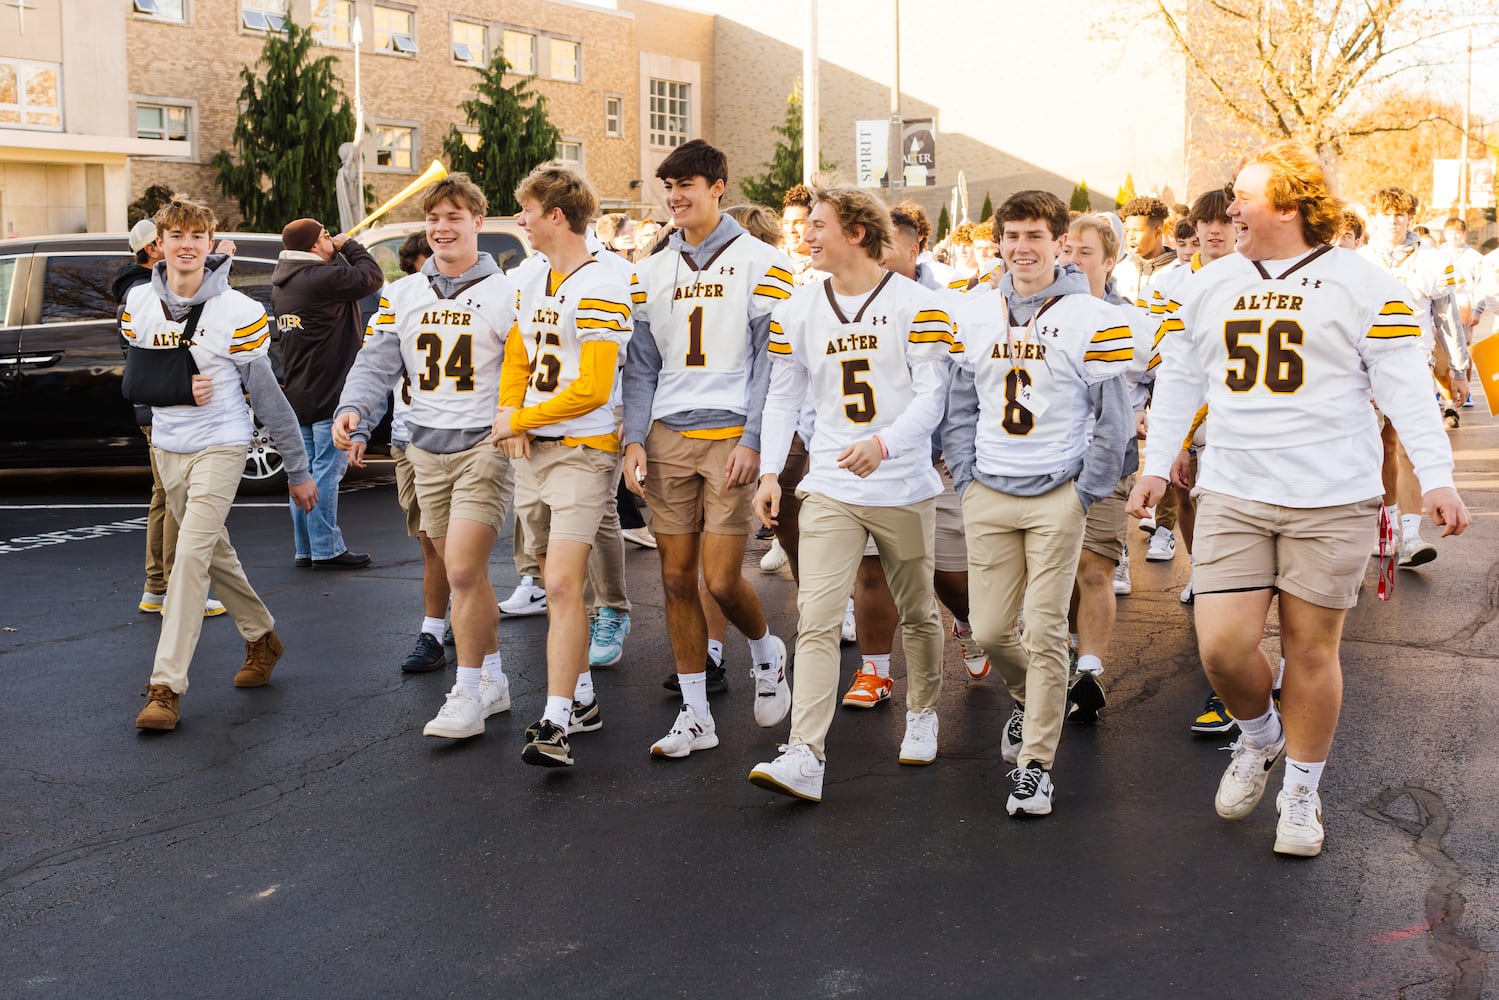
[662,656,728,694]
[521,720,574,767]
[1443,408,1460,429]
[755,523,774,540]
[568,699,602,734]
[1066,670,1107,724]
[401,632,447,673]
[442,624,454,646]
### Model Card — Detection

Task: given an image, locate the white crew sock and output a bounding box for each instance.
[1401,512,1422,537]
[455,666,482,698]
[678,671,710,718]
[481,650,504,680]
[1076,654,1103,675]
[1273,657,1285,689]
[1283,757,1325,792]
[421,616,445,641]
[748,629,780,667]
[862,653,891,679]
[574,670,594,706]
[1236,704,1283,749]
[542,695,572,728]
[706,639,724,667]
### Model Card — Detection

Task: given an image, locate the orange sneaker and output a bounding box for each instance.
[841,667,893,708]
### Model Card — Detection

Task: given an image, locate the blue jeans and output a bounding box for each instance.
[289,419,349,560]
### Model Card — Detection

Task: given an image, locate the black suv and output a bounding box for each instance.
[0,232,346,492]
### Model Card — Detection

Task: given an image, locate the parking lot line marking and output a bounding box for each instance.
[0,503,286,510]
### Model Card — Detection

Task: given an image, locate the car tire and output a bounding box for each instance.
[241,412,288,494]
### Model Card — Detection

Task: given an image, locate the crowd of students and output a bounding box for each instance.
[124,136,1476,861]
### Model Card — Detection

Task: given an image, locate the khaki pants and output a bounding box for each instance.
[142,425,178,594]
[789,493,943,759]
[150,446,275,694]
[963,480,1087,769]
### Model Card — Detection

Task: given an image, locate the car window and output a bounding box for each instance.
[366,236,409,283]
[230,259,277,314]
[479,233,526,272]
[0,257,16,326]
[39,254,126,324]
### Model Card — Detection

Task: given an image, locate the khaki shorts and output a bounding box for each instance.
[1191,489,1381,610]
[1082,475,1135,564]
[643,424,753,536]
[933,468,967,572]
[390,444,422,538]
[406,441,513,538]
[515,441,617,556]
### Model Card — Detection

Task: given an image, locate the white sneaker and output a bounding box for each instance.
[752,635,791,727]
[478,673,510,719]
[953,621,989,679]
[1112,561,1132,596]
[899,707,939,765]
[1274,784,1325,857]
[138,590,165,613]
[1001,706,1025,765]
[1215,734,1286,819]
[1398,531,1436,568]
[620,525,657,549]
[748,742,824,801]
[649,704,719,758]
[499,576,547,616]
[1180,574,1194,604]
[759,537,789,574]
[1138,508,1156,533]
[1146,527,1176,562]
[839,598,857,644]
[422,688,485,739]
[1006,764,1054,816]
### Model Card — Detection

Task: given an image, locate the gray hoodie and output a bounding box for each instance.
[150,256,310,485]
[942,264,1130,508]
[337,252,504,454]
[621,214,772,451]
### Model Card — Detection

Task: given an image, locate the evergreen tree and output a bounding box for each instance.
[128,184,176,226]
[1115,173,1137,210]
[740,82,837,208]
[211,19,354,231]
[979,191,994,223]
[1069,180,1091,212]
[442,52,561,216]
[935,204,951,243]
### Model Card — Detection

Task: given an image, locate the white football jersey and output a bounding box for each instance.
[1146,245,1454,506]
[122,285,269,454]
[374,269,519,430]
[632,234,794,422]
[763,272,958,506]
[948,290,1133,478]
[1356,240,1457,353]
[514,258,632,441]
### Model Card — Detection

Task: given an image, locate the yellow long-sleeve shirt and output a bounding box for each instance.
[500,323,621,451]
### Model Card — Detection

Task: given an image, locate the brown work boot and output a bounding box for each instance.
[136,684,180,730]
[235,630,284,688]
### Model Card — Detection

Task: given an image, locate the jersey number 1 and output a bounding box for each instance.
[684,305,706,367]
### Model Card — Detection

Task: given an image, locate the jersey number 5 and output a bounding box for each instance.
[841,358,876,423]
[415,332,475,391]
[1223,318,1304,393]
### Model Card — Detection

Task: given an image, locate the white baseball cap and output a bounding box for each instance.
[129,219,158,253]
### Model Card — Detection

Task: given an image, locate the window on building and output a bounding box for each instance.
[133,0,186,21]
[452,20,486,66]
[458,129,481,152]
[240,0,287,32]
[604,95,623,137]
[502,30,536,76]
[648,79,690,149]
[0,59,62,130]
[311,0,353,46]
[374,5,417,53]
[373,123,415,170]
[549,39,580,82]
[556,140,582,165]
[136,103,191,146]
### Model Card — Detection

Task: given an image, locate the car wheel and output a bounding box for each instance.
[242,413,288,494]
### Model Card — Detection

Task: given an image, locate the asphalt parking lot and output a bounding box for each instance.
[2,411,1497,999]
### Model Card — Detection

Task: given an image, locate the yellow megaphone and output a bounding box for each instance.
[346,160,449,236]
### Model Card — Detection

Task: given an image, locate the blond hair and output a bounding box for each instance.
[514,163,598,234]
[153,194,216,235]
[421,172,488,217]
[1068,214,1118,262]
[1242,141,1342,246]
[725,204,782,247]
[810,185,892,260]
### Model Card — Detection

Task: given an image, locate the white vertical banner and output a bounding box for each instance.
[856,119,887,189]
